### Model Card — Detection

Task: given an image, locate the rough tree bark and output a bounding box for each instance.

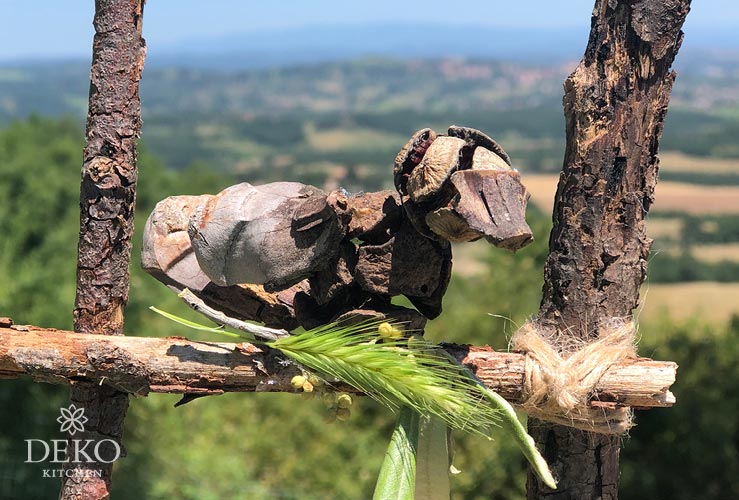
[527,1,691,499]
[61,1,146,499]
[0,325,676,411]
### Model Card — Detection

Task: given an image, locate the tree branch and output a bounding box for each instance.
[0,326,675,411]
[63,1,146,498]
[528,0,691,498]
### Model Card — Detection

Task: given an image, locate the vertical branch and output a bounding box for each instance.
[61,1,146,498]
[528,0,690,499]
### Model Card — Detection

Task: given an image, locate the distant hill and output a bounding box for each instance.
[149,23,589,68]
[135,23,739,70]
[0,56,737,190]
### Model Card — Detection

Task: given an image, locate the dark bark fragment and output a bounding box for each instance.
[309,242,359,305]
[345,190,403,244]
[353,219,452,318]
[449,170,533,250]
[64,1,146,498]
[447,125,512,166]
[527,1,691,499]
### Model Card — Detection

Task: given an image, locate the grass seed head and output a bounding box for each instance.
[291,375,307,390]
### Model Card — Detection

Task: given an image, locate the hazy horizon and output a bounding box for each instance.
[1,1,738,64]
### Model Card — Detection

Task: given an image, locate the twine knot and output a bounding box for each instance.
[511,318,637,434]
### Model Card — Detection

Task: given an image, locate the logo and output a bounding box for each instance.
[25,403,122,478]
[56,404,88,435]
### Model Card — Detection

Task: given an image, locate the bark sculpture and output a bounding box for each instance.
[142,126,532,331]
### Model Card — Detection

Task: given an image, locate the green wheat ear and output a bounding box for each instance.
[149,308,556,489]
[271,321,556,489]
[270,321,501,436]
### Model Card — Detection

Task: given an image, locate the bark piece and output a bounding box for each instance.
[353,220,452,318]
[291,286,367,330]
[189,182,345,290]
[447,125,511,166]
[445,170,533,249]
[309,242,359,305]
[354,239,394,296]
[394,128,438,196]
[142,194,302,330]
[64,1,146,498]
[397,196,445,241]
[345,190,403,244]
[406,136,466,202]
[142,195,213,291]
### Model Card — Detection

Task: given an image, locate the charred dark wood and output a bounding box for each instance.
[345,190,403,244]
[309,242,359,305]
[527,1,692,499]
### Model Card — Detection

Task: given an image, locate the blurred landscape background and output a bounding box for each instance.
[0,1,738,499]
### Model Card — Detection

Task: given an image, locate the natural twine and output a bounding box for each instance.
[510,318,637,434]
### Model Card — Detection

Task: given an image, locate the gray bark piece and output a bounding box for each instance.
[188,182,345,290]
[142,195,213,291]
[141,193,303,330]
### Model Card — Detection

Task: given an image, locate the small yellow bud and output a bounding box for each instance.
[378,322,403,339]
[336,408,351,421]
[308,375,324,387]
[302,381,314,393]
[291,375,307,390]
[336,394,353,409]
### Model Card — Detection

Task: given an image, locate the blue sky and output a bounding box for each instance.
[1,0,737,61]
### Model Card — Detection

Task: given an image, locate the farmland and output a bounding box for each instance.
[524,174,739,215]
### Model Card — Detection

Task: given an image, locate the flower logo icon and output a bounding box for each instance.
[57,404,88,435]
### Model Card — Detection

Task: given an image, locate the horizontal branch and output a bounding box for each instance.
[0,325,676,409]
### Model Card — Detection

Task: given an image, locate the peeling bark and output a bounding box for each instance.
[0,326,676,410]
[528,1,691,498]
[64,1,146,499]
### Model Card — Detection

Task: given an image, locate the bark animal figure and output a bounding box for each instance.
[142,126,533,332]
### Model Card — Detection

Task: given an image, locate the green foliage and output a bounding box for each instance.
[621,317,739,500]
[680,214,739,245]
[373,407,420,500]
[425,208,551,348]
[648,251,739,283]
[0,117,81,328]
[272,322,504,434]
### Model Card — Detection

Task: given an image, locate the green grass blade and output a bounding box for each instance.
[148,306,248,340]
[414,415,450,500]
[373,407,419,500]
[480,387,557,490]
